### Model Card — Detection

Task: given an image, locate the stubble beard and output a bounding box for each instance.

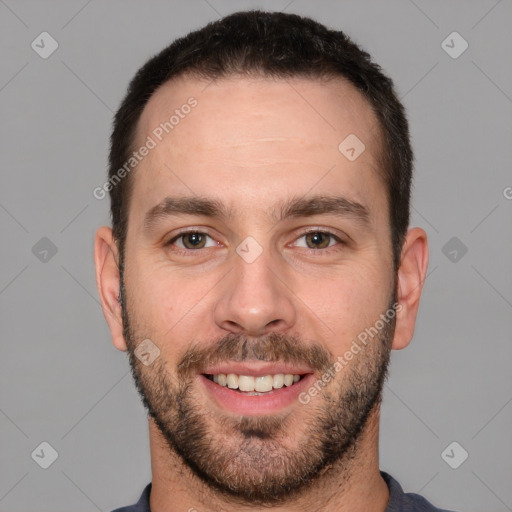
[119,269,396,506]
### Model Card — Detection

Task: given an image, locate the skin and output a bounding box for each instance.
[94,74,428,512]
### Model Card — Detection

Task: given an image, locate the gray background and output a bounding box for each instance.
[1,0,511,511]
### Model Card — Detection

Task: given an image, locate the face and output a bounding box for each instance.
[119,75,397,504]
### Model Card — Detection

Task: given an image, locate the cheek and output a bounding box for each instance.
[128,262,215,340]
[311,264,389,337]
[125,265,175,333]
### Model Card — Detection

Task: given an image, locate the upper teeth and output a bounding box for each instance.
[212,373,301,392]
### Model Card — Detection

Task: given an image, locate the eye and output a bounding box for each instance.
[166,231,218,251]
[164,229,345,256]
[292,230,344,252]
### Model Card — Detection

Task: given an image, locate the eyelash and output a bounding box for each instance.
[165,229,346,256]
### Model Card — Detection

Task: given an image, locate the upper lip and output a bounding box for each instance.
[201,362,314,377]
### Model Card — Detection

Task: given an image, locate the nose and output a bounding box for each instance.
[213,247,297,337]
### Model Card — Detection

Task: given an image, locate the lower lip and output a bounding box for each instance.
[199,374,315,415]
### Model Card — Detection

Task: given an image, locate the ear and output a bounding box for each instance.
[392,227,429,350]
[94,226,127,351]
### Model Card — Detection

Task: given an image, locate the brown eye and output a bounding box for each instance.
[166,231,216,251]
[304,232,333,249]
[180,232,207,249]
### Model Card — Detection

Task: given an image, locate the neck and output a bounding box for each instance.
[149,404,389,512]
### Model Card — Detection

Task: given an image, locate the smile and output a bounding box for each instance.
[205,373,303,394]
[199,365,315,415]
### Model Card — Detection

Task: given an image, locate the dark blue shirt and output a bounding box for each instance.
[110,471,458,511]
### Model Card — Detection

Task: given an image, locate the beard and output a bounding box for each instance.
[119,269,397,506]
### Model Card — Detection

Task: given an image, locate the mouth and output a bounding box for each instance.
[198,364,315,415]
[204,372,304,395]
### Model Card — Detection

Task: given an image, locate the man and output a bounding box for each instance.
[94,10,456,512]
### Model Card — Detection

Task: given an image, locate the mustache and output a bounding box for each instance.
[176,331,333,378]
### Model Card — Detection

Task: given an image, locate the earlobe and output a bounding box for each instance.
[94,226,127,352]
[391,227,429,350]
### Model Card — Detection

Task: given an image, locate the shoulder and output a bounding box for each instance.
[108,476,462,512]
[109,482,152,512]
[381,471,460,512]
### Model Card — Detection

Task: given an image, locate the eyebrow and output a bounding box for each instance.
[143,194,371,231]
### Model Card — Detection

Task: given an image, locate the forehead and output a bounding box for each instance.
[137,73,382,151]
[131,74,386,226]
